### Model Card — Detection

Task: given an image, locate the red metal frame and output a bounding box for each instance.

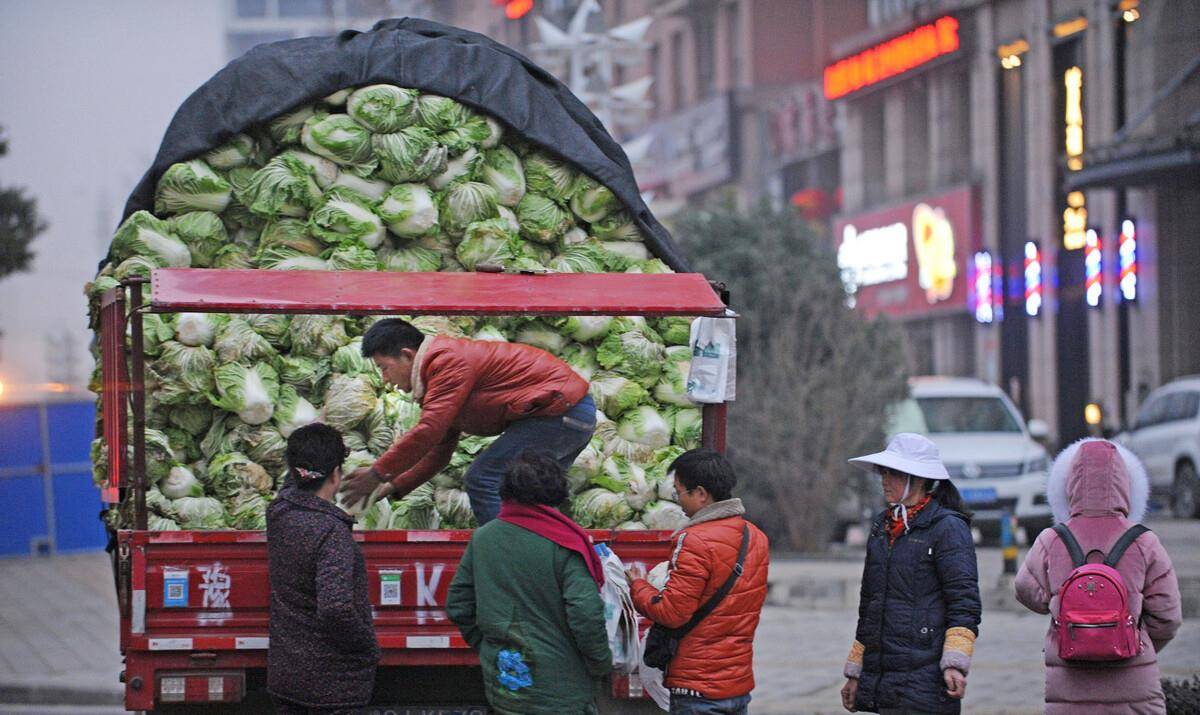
[99,288,128,503]
[103,268,734,709]
[150,268,729,316]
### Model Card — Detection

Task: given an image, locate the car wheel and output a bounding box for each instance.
[1172,462,1200,519]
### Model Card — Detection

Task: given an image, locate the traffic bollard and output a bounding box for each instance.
[1001,511,1018,575]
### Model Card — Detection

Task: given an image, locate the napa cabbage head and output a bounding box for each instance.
[155,160,232,215]
[515,193,572,244]
[308,186,385,248]
[321,374,378,431]
[204,133,257,170]
[236,152,324,219]
[301,113,376,174]
[111,211,192,267]
[210,362,280,425]
[173,496,227,529]
[480,146,526,207]
[347,84,419,132]
[571,488,633,529]
[373,126,447,184]
[167,211,228,267]
[378,183,439,238]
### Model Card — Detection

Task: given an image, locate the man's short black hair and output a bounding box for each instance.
[286,422,348,492]
[499,452,570,507]
[669,448,737,502]
[361,318,425,359]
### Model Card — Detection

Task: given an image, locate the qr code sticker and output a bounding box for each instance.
[167,583,185,600]
[382,582,399,602]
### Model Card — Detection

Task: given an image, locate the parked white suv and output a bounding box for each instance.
[887,377,1053,534]
[1116,376,1200,518]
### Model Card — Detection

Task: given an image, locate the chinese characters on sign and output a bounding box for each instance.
[1062,66,1087,249]
[823,16,961,100]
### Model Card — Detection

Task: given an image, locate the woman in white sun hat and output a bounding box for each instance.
[839,433,982,715]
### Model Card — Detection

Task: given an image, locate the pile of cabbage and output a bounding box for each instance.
[88,84,695,533]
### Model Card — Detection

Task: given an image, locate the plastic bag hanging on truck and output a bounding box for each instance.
[595,543,641,674]
[686,316,736,403]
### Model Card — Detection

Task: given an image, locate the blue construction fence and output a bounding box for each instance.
[0,399,107,557]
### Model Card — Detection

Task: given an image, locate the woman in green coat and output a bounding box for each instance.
[447,452,612,715]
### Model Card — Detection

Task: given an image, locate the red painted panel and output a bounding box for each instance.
[149,269,727,317]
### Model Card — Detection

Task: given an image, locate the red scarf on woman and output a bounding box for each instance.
[887,495,932,546]
[497,501,605,589]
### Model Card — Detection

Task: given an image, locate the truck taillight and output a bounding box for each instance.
[157,672,244,704]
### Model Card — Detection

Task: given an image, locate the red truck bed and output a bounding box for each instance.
[100,270,730,711]
[116,527,673,710]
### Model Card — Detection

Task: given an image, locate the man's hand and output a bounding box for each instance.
[340,466,384,507]
[840,677,858,712]
[944,668,967,699]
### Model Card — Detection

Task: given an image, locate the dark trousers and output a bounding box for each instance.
[464,394,597,524]
[670,693,752,715]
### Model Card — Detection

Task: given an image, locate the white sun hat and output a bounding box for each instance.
[848,432,952,481]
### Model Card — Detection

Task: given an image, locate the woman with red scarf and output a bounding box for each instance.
[446,452,611,715]
[840,433,982,714]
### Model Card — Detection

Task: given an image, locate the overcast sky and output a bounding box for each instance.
[0,1,226,402]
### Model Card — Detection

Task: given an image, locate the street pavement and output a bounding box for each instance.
[0,516,1196,714]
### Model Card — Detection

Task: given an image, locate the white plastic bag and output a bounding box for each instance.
[686,316,736,403]
[595,543,641,674]
[637,634,671,711]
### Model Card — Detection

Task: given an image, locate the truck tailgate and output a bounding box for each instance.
[118,528,672,710]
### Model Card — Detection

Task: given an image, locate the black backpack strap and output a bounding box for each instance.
[1104,525,1150,568]
[671,524,751,639]
[1053,523,1086,569]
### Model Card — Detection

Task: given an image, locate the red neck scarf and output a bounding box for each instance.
[887,494,932,546]
[497,501,605,589]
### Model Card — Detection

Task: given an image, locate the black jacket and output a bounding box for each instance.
[853,500,981,714]
[267,484,380,708]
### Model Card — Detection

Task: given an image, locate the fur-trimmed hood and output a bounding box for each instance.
[1047,438,1149,524]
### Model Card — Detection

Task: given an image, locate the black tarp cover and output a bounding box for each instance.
[119,18,689,271]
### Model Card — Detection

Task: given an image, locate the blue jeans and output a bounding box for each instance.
[464,394,597,524]
[670,693,751,715]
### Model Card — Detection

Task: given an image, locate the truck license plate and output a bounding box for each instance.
[960,487,997,504]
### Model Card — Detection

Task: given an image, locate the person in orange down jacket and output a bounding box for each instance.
[626,449,770,715]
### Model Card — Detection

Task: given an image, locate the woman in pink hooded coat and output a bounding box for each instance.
[1015,438,1182,714]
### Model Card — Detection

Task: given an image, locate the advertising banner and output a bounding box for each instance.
[833,186,979,319]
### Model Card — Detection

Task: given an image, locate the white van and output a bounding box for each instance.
[888,377,1052,534]
[1116,376,1200,518]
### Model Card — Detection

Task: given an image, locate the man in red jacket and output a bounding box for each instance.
[339,318,596,525]
[627,449,769,715]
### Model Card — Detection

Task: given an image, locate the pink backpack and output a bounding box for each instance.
[1052,523,1148,662]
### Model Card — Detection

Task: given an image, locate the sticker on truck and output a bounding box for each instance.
[163,568,189,607]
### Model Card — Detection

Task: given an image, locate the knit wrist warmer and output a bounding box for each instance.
[844,640,865,679]
[940,626,976,674]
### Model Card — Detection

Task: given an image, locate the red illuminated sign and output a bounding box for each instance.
[492,0,534,20]
[824,16,960,100]
[833,186,979,319]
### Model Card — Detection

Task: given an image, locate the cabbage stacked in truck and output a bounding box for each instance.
[88,83,698,533]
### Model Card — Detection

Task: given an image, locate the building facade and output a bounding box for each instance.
[830,0,1200,445]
